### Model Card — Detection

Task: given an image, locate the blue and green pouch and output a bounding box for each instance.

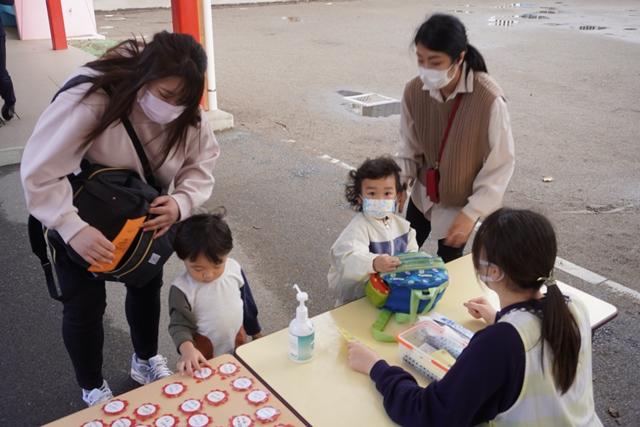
[365,252,449,342]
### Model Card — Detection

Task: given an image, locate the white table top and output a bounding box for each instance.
[235,255,617,426]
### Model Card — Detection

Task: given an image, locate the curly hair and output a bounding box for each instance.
[345,157,404,211]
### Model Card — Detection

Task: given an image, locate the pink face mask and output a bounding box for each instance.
[138,89,186,124]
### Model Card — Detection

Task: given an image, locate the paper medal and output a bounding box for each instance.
[102,399,128,416]
[231,377,253,391]
[162,382,186,398]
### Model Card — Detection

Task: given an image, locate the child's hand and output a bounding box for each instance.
[177,341,208,375]
[347,341,382,375]
[464,297,497,324]
[373,255,401,273]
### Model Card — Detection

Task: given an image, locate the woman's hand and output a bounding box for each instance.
[464,297,497,324]
[143,195,180,238]
[373,254,401,273]
[444,212,476,248]
[68,226,115,267]
[347,341,382,375]
[177,341,208,376]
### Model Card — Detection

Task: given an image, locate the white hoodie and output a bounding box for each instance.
[328,212,418,306]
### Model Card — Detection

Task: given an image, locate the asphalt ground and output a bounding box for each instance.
[1,0,639,425]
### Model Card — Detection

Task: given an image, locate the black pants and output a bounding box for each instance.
[0,20,16,107]
[53,245,163,390]
[405,197,465,263]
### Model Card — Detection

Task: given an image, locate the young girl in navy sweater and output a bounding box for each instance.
[347,208,602,426]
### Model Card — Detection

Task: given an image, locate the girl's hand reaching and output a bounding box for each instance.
[177,341,208,375]
[347,341,382,375]
[464,297,497,324]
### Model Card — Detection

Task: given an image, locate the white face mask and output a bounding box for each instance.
[477,259,504,283]
[418,62,458,91]
[138,89,186,124]
[362,198,396,219]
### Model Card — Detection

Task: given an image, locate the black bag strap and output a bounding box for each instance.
[121,117,158,189]
[28,216,63,301]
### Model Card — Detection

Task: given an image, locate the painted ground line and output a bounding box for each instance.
[319,154,355,171]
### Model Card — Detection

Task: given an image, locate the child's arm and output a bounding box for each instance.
[240,269,262,339]
[347,323,525,426]
[168,286,207,374]
[330,222,379,285]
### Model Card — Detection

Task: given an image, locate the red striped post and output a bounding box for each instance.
[45,0,68,50]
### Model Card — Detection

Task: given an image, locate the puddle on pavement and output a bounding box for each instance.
[519,13,551,20]
[494,3,536,9]
[579,25,608,31]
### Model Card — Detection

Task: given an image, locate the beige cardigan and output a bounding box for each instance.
[20,69,220,242]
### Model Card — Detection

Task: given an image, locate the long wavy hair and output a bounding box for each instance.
[79,31,207,165]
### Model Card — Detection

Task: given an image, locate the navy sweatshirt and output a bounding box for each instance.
[369,300,545,426]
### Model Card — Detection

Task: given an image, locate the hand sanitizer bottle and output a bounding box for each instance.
[288,284,314,363]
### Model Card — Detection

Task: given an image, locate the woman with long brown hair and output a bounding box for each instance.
[20,31,219,406]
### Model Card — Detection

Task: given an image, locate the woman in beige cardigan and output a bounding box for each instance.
[396,14,515,262]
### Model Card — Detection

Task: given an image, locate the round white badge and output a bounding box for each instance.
[255,406,280,423]
[154,415,177,427]
[246,390,268,405]
[82,421,104,427]
[205,390,228,406]
[162,382,185,397]
[193,366,214,380]
[135,403,158,418]
[103,399,127,415]
[110,418,133,427]
[180,399,202,414]
[230,415,254,427]
[231,377,253,391]
[218,362,239,376]
[187,413,211,427]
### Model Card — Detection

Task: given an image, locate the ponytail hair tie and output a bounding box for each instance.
[537,270,557,287]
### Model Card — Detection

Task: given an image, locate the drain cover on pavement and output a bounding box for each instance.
[343,93,401,118]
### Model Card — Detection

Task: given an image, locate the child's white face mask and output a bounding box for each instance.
[138,89,185,124]
[362,198,396,219]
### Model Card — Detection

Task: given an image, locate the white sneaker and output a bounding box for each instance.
[82,380,113,407]
[130,353,173,385]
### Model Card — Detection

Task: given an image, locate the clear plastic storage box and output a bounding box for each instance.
[397,314,474,381]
